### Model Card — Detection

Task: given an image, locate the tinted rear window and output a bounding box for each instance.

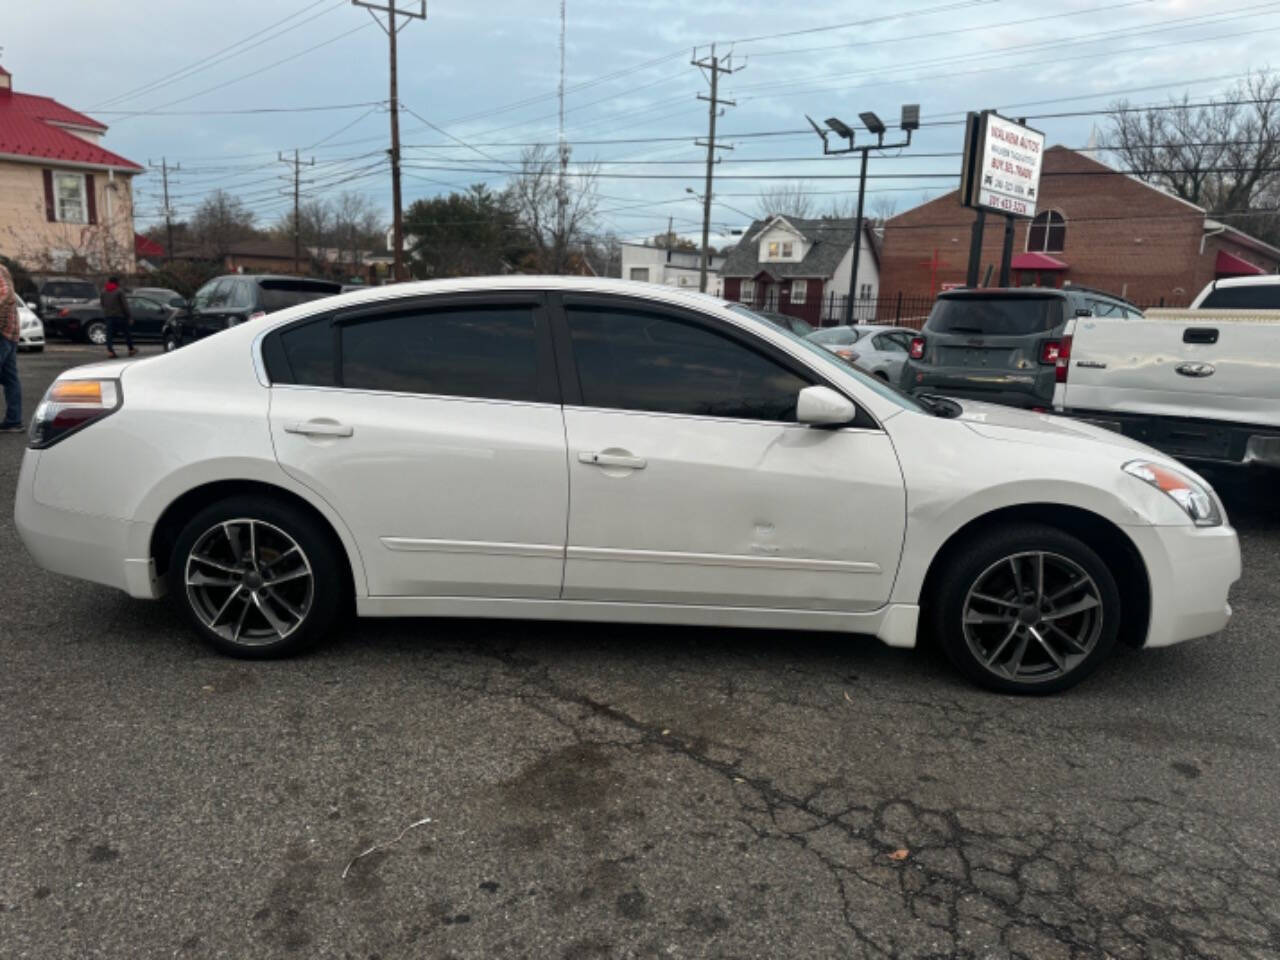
[264,316,336,387]
[43,282,97,299]
[257,280,342,313]
[927,296,1065,335]
[1199,285,1280,309]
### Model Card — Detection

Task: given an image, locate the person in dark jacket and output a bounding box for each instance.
[101,276,135,358]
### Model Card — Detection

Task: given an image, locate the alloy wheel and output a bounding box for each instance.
[184,518,314,647]
[962,550,1104,684]
[86,323,107,345]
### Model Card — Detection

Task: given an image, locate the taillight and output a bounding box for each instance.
[1040,339,1062,364]
[909,336,926,360]
[1055,334,1072,383]
[836,349,859,362]
[58,307,71,317]
[28,378,122,449]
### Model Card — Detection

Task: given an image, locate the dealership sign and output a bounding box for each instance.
[960,111,1045,218]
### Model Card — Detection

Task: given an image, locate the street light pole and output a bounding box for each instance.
[806,105,919,325]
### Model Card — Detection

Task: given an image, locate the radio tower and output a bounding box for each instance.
[555,0,569,274]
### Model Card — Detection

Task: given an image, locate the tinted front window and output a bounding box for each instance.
[226,280,253,310]
[927,296,1065,335]
[340,306,538,401]
[1199,285,1280,309]
[566,305,809,421]
[192,280,219,309]
[259,280,341,313]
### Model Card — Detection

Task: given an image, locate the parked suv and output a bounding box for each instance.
[163,275,342,351]
[902,286,1140,409]
[34,277,99,321]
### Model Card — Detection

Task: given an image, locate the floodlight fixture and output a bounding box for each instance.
[900,104,920,132]
[859,111,886,136]
[825,116,855,141]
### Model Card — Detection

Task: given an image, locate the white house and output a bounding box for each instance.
[718,216,880,324]
[620,242,725,296]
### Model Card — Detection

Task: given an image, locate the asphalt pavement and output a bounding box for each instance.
[2,343,1279,959]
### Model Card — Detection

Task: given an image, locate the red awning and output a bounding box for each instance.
[135,232,165,258]
[1011,252,1069,271]
[1215,249,1265,277]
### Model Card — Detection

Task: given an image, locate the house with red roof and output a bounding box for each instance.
[0,64,144,274]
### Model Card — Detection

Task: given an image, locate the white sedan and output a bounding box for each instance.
[18,297,44,352]
[14,277,1239,693]
[807,324,916,382]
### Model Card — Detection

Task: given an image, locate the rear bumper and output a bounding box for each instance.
[905,364,1053,409]
[1126,521,1240,647]
[1063,409,1280,467]
[13,451,161,599]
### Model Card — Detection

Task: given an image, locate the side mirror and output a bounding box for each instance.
[796,385,856,426]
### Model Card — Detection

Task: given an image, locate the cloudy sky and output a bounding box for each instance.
[4,0,1275,244]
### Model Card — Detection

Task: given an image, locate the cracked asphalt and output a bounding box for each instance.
[2,344,1279,959]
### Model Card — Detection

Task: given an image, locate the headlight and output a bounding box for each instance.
[1122,460,1222,526]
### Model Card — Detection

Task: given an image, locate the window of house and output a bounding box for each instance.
[781,242,794,258]
[1027,210,1067,253]
[340,306,539,402]
[54,173,87,223]
[740,280,755,302]
[858,283,873,300]
[564,305,810,421]
[791,280,807,304]
[629,267,650,282]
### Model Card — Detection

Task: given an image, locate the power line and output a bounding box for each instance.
[93,101,385,117]
[88,0,339,109]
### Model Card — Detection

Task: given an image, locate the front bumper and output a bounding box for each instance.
[1126,521,1240,647]
[18,330,44,349]
[1062,408,1280,468]
[13,451,161,599]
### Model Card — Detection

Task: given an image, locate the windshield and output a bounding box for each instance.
[927,295,1065,335]
[808,326,860,345]
[728,305,926,414]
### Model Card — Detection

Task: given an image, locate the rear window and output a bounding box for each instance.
[809,327,860,345]
[257,279,341,313]
[43,282,97,299]
[1199,284,1280,309]
[926,295,1065,335]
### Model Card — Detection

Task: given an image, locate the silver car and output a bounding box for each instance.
[807,324,916,383]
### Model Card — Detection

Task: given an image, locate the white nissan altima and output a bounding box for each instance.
[14,277,1239,693]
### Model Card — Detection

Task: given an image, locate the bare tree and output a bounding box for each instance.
[332,191,384,272]
[192,190,257,259]
[869,194,898,224]
[755,182,813,220]
[506,144,600,273]
[1105,71,1280,220]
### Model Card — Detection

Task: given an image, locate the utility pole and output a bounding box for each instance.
[279,149,315,275]
[149,157,179,259]
[665,215,673,264]
[692,44,742,293]
[353,0,426,282]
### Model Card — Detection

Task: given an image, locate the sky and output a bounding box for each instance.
[3,0,1277,247]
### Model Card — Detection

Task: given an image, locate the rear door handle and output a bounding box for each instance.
[1183,327,1219,344]
[578,450,647,469]
[285,420,354,438]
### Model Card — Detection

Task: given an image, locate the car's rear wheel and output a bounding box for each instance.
[169,496,345,658]
[84,320,107,345]
[163,333,179,352]
[930,524,1121,694]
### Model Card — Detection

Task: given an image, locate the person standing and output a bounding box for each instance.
[0,261,23,432]
[101,275,136,359]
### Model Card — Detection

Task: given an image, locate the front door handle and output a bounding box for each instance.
[578,450,647,469]
[285,420,354,438]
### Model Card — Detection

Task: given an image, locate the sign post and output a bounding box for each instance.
[958,111,1045,288]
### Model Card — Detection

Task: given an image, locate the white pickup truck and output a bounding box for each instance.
[1053,275,1280,468]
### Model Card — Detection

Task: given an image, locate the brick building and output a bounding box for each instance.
[879,146,1280,307]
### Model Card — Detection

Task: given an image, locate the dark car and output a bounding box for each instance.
[163,275,343,351]
[34,277,99,321]
[132,287,187,309]
[901,286,1140,409]
[49,294,179,344]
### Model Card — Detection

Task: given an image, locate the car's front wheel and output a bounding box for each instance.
[169,496,345,658]
[930,524,1121,694]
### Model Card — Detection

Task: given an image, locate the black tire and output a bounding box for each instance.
[84,320,108,345]
[163,334,179,352]
[929,524,1121,695]
[168,495,346,658]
